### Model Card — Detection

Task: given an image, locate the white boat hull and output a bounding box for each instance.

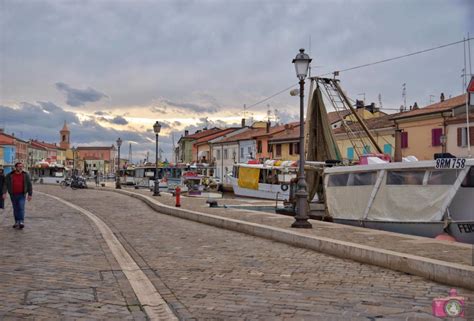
[230,177,290,201]
[332,219,474,244]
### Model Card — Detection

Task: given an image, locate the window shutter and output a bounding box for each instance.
[431,128,442,146]
[289,143,293,155]
[470,126,474,145]
[458,128,462,146]
[401,132,408,148]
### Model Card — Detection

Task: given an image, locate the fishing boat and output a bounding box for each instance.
[181,171,222,198]
[323,157,474,244]
[229,160,299,200]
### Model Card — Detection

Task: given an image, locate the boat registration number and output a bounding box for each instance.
[435,158,466,169]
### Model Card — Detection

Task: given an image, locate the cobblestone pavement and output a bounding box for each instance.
[0,192,147,320]
[122,186,473,267]
[28,185,473,320]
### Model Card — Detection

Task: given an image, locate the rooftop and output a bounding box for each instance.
[392,94,467,120]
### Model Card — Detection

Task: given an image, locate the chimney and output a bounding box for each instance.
[241,118,246,127]
[0,128,3,133]
[266,121,270,133]
[440,93,445,102]
[413,102,419,110]
[184,130,189,136]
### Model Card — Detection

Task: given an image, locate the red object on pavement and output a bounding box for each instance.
[175,186,181,207]
[434,233,457,242]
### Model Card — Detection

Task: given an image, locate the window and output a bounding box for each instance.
[347,147,354,160]
[457,127,474,147]
[289,143,293,155]
[427,170,458,185]
[401,131,408,148]
[295,143,300,155]
[224,149,228,159]
[347,172,377,186]
[257,140,262,153]
[276,144,282,157]
[328,174,349,187]
[240,147,244,158]
[387,170,424,185]
[247,146,251,155]
[431,128,443,146]
[216,149,221,160]
[268,143,273,153]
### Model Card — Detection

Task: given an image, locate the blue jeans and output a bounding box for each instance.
[10,194,26,223]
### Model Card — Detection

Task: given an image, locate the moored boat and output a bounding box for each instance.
[323,157,474,244]
[229,160,300,201]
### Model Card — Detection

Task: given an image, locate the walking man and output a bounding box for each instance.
[0,167,5,210]
[2,162,33,229]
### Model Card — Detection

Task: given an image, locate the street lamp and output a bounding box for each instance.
[116,137,122,189]
[291,48,312,229]
[440,134,447,153]
[153,121,161,196]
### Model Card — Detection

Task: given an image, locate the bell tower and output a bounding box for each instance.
[59,121,70,149]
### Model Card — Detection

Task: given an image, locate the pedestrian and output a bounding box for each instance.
[2,162,33,229]
[95,172,100,186]
[0,167,5,210]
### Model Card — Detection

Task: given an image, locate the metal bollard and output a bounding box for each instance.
[175,186,181,207]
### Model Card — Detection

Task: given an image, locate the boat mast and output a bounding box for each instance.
[332,80,383,154]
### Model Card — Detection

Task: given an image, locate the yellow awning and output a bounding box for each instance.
[238,167,260,190]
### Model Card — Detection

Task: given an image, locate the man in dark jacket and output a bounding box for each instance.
[0,167,4,209]
[2,162,33,229]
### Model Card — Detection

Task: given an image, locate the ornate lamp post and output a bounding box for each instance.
[291,48,312,229]
[116,137,122,189]
[153,121,161,196]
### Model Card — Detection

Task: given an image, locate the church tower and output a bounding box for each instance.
[59,121,70,149]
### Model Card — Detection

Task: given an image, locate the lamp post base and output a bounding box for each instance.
[291,218,312,228]
[153,181,160,196]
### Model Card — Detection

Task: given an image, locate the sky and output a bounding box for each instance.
[1,0,473,162]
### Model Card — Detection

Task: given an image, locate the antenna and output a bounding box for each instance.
[378,93,382,109]
[429,95,435,104]
[267,104,271,123]
[358,93,366,104]
[128,143,132,165]
[274,108,280,124]
[243,104,247,120]
[464,37,467,89]
[468,33,472,77]
[402,83,407,111]
[308,35,312,78]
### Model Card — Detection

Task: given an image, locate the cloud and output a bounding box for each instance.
[163,100,219,114]
[110,116,128,125]
[94,111,110,116]
[55,82,108,107]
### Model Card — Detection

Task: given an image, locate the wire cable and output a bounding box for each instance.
[245,38,473,110]
[318,38,473,77]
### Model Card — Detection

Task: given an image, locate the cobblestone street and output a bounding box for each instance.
[1,185,473,320]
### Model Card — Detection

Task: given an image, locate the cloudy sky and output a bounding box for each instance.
[1,0,473,161]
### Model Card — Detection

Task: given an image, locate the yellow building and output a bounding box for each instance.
[268,123,301,161]
[56,148,67,165]
[333,114,396,161]
[392,94,470,160]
